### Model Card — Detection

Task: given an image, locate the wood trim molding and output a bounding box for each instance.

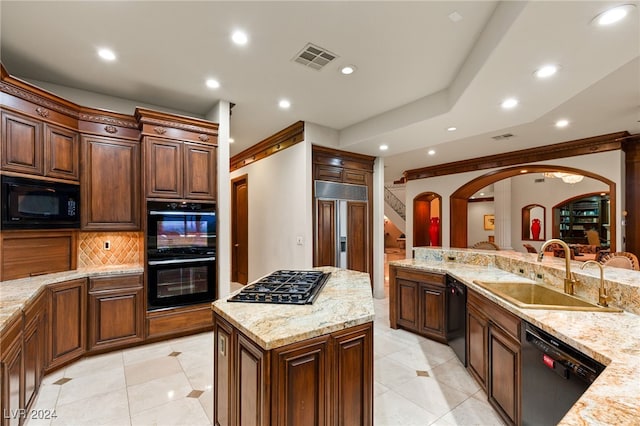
[312,144,377,165]
[404,131,630,181]
[230,121,305,172]
[134,107,219,136]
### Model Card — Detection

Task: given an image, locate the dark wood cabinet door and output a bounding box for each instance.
[467,304,488,391]
[88,283,144,351]
[145,137,182,199]
[316,199,336,267]
[47,279,86,371]
[0,317,23,426]
[489,326,521,426]
[419,283,445,339]
[347,201,367,273]
[214,316,233,426]
[184,142,216,200]
[1,110,43,175]
[81,135,140,230]
[44,123,79,181]
[236,334,268,426]
[273,336,329,426]
[396,279,418,331]
[23,291,47,412]
[332,324,373,426]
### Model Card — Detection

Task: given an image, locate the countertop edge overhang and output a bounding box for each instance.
[211,267,375,350]
[390,249,640,425]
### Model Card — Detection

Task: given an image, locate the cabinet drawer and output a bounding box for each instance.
[468,290,520,340]
[89,274,142,292]
[395,268,445,287]
[343,169,368,185]
[315,165,343,182]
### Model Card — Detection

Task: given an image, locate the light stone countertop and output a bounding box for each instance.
[211,266,375,350]
[391,247,640,426]
[0,264,143,334]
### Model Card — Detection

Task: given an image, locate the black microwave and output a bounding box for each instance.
[1,175,80,229]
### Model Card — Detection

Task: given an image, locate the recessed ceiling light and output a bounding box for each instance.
[427,150,436,156]
[534,64,558,78]
[228,138,235,143]
[555,119,569,128]
[501,98,519,109]
[593,4,635,26]
[278,99,291,109]
[231,30,248,45]
[520,169,528,173]
[379,144,389,151]
[340,65,356,75]
[479,192,485,196]
[97,48,116,61]
[447,127,457,132]
[205,79,220,89]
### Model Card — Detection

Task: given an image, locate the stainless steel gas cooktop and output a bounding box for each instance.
[227,270,330,305]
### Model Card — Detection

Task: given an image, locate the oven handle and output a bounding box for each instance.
[148,211,215,216]
[148,257,215,266]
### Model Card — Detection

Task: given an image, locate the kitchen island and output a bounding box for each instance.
[211,267,375,426]
[390,247,640,426]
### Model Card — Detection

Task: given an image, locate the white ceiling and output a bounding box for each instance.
[1,1,639,183]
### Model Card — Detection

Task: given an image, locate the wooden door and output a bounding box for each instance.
[214,315,233,426]
[184,142,216,200]
[23,291,47,412]
[466,304,488,391]
[347,201,367,272]
[419,283,445,339]
[396,279,418,331]
[47,279,86,371]
[489,326,521,426]
[145,137,182,198]
[81,135,140,230]
[0,317,23,426]
[316,199,336,267]
[236,334,268,426]
[1,110,43,175]
[231,176,248,284]
[44,123,79,181]
[88,288,144,351]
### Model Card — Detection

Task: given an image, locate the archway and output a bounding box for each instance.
[413,192,442,247]
[450,165,616,250]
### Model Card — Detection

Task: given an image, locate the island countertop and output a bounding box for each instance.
[390,247,640,426]
[211,267,375,350]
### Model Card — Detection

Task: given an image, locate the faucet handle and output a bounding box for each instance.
[598,288,610,307]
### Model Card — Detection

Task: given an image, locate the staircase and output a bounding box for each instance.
[384,185,406,233]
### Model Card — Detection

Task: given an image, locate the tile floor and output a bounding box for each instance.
[26,252,505,425]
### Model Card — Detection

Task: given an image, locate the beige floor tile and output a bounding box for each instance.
[374,332,412,359]
[63,350,123,378]
[374,356,420,389]
[437,395,506,425]
[130,396,210,426]
[56,368,126,406]
[127,372,193,415]
[374,381,391,397]
[52,388,130,426]
[124,355,184,386]
[429,358,481,397]
[386,344,454,376]
[374,389,439,426]
[198,389,214,424]
[390,375,470,418]
[122,341,173,365]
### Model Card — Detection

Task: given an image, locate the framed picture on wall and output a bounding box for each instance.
[484,214,495,230]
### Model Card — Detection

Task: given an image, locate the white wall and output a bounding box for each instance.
[405,150,624,252]
[510,174,608,252]
[229,141,313,282]
[467,201,495,245]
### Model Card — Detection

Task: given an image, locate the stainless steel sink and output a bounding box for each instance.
[473,281,622,312]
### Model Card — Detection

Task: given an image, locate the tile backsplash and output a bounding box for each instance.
[78,232,143,267]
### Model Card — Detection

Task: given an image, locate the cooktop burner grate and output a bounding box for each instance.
[227,270,331,305]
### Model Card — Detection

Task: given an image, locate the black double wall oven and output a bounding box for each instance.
[146,201,216,310]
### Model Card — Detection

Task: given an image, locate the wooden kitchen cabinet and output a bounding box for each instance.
[389,266,447,342]
[213,313,373,426]
[88,274,144,352]
[81,134,141,230]
[22,290,47,413]
[467,289,521,426]
[47,278,86,371]
[1,110,79,182]
[0,316,23,426]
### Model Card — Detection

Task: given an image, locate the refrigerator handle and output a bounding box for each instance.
[340,236,346,252]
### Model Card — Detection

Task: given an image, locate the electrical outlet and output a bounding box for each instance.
[519,268,525,274]
[296,236,303,245]
[447,256,456,262]
[104,240,111,250]
[536,273,544,280]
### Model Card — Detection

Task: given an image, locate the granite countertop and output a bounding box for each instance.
[0,264,143,334]
[390,248,640,426]
[211,266,375,350]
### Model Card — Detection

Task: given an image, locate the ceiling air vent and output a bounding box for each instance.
[534,178,545,183]
[491,133,515,141]
[293,43,338,71]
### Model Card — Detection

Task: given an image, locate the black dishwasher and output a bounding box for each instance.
[446,275,466,366]
[521,321,605,425]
